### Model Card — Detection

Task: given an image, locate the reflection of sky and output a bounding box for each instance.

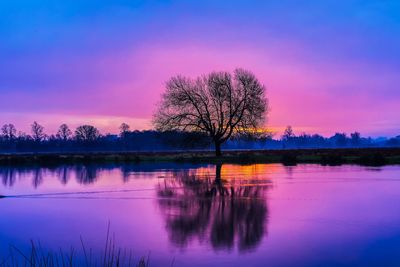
[0,1,399,136]
[1,164,400,266]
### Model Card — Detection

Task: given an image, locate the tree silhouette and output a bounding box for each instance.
[75,125,100,142]
[57,124,72,141]
[31,121,45,141]
[119,123,130,137]
[350,132,361,147]
[282,126,294,141]
[1,123,17,140]
[331,133,348,147]
[154,69,268,156]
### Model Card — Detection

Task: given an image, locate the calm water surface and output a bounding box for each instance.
[1,163,400,266]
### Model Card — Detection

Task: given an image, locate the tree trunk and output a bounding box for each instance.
[215,163,222,182]
[215,140,222,157]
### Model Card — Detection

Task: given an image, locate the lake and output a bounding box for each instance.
[1,163,400,266]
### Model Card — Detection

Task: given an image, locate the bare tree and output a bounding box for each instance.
[75,125,100,142]
[282,126,294,141]
[119,123,130,136]
[57,124,72,141]
[31,121,45,141]
[1,123,17,139]
[154,69,268,156]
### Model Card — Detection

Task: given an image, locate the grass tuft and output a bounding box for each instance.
[0,224,151,267]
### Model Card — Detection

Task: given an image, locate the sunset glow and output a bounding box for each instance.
[1,1,399,136]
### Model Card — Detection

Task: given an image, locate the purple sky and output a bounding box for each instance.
[0,0,399,137]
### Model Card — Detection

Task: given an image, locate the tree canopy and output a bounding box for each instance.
[153,69,268,156]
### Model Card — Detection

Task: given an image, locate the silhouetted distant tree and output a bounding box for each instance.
[281,126,295,148]
[56,124,72,141]
[1,123,17,140]
[331,133,348,147]
[154,69,268,156]
[119,123,130,137]
[350,132,361,147]
[282,126,294,141]
[75,125,100,142]
[31,121,45,141]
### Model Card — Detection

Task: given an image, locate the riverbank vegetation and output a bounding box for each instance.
[0,148,399,166]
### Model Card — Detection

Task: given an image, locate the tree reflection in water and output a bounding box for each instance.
[56,166,71,185]
[0,167,16,187]
[0,167,44,188]
[32,168,44,188]
[0,164,101,187]
[74,165,99,184]
[157,164,271,252]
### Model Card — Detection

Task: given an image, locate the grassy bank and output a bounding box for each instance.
[0,148,399,166]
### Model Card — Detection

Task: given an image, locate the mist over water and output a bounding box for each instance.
[1,163,400,266]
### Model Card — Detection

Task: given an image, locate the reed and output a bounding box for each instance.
[0,224,150,267]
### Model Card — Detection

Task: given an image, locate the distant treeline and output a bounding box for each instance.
[0,123,399,153]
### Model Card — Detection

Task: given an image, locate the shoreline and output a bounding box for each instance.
[0,147,399,166]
